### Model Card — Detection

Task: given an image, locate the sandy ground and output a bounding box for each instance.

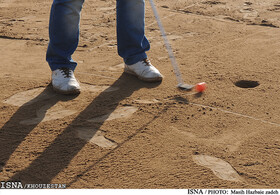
[1,0,280,189]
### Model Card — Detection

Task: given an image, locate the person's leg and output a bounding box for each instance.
[116,0,149,65]
[46,0,84,94]
[116,0,163,82]
[46,0,84,71]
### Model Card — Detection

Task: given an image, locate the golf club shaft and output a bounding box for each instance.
[148,0,184,85]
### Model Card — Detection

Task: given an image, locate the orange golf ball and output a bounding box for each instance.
[195,82,206,92]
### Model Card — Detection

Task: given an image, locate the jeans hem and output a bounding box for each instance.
[124,53,147,65]
[48,63,77,71]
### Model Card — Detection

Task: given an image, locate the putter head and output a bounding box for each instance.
[177,83,194,91]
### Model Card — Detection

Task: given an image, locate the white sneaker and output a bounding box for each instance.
[51,68,81,94]
[124,59,163,82]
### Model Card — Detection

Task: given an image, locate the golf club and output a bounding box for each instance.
[148,0,194,90]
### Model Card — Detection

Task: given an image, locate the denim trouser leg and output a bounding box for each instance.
[46,0,84,71]
[117,0,150,65]
[46,0,150,70]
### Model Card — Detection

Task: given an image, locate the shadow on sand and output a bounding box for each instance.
[1,73,161,184]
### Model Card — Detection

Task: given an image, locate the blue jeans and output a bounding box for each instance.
[46,0,150,71]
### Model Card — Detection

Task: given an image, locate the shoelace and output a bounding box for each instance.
[59,68,72,78]
[143,58,152,66]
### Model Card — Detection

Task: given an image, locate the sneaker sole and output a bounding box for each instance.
[52,86,81,95]
[124,68,163,82]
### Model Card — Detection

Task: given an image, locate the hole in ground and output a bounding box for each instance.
[235,80,260,88]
